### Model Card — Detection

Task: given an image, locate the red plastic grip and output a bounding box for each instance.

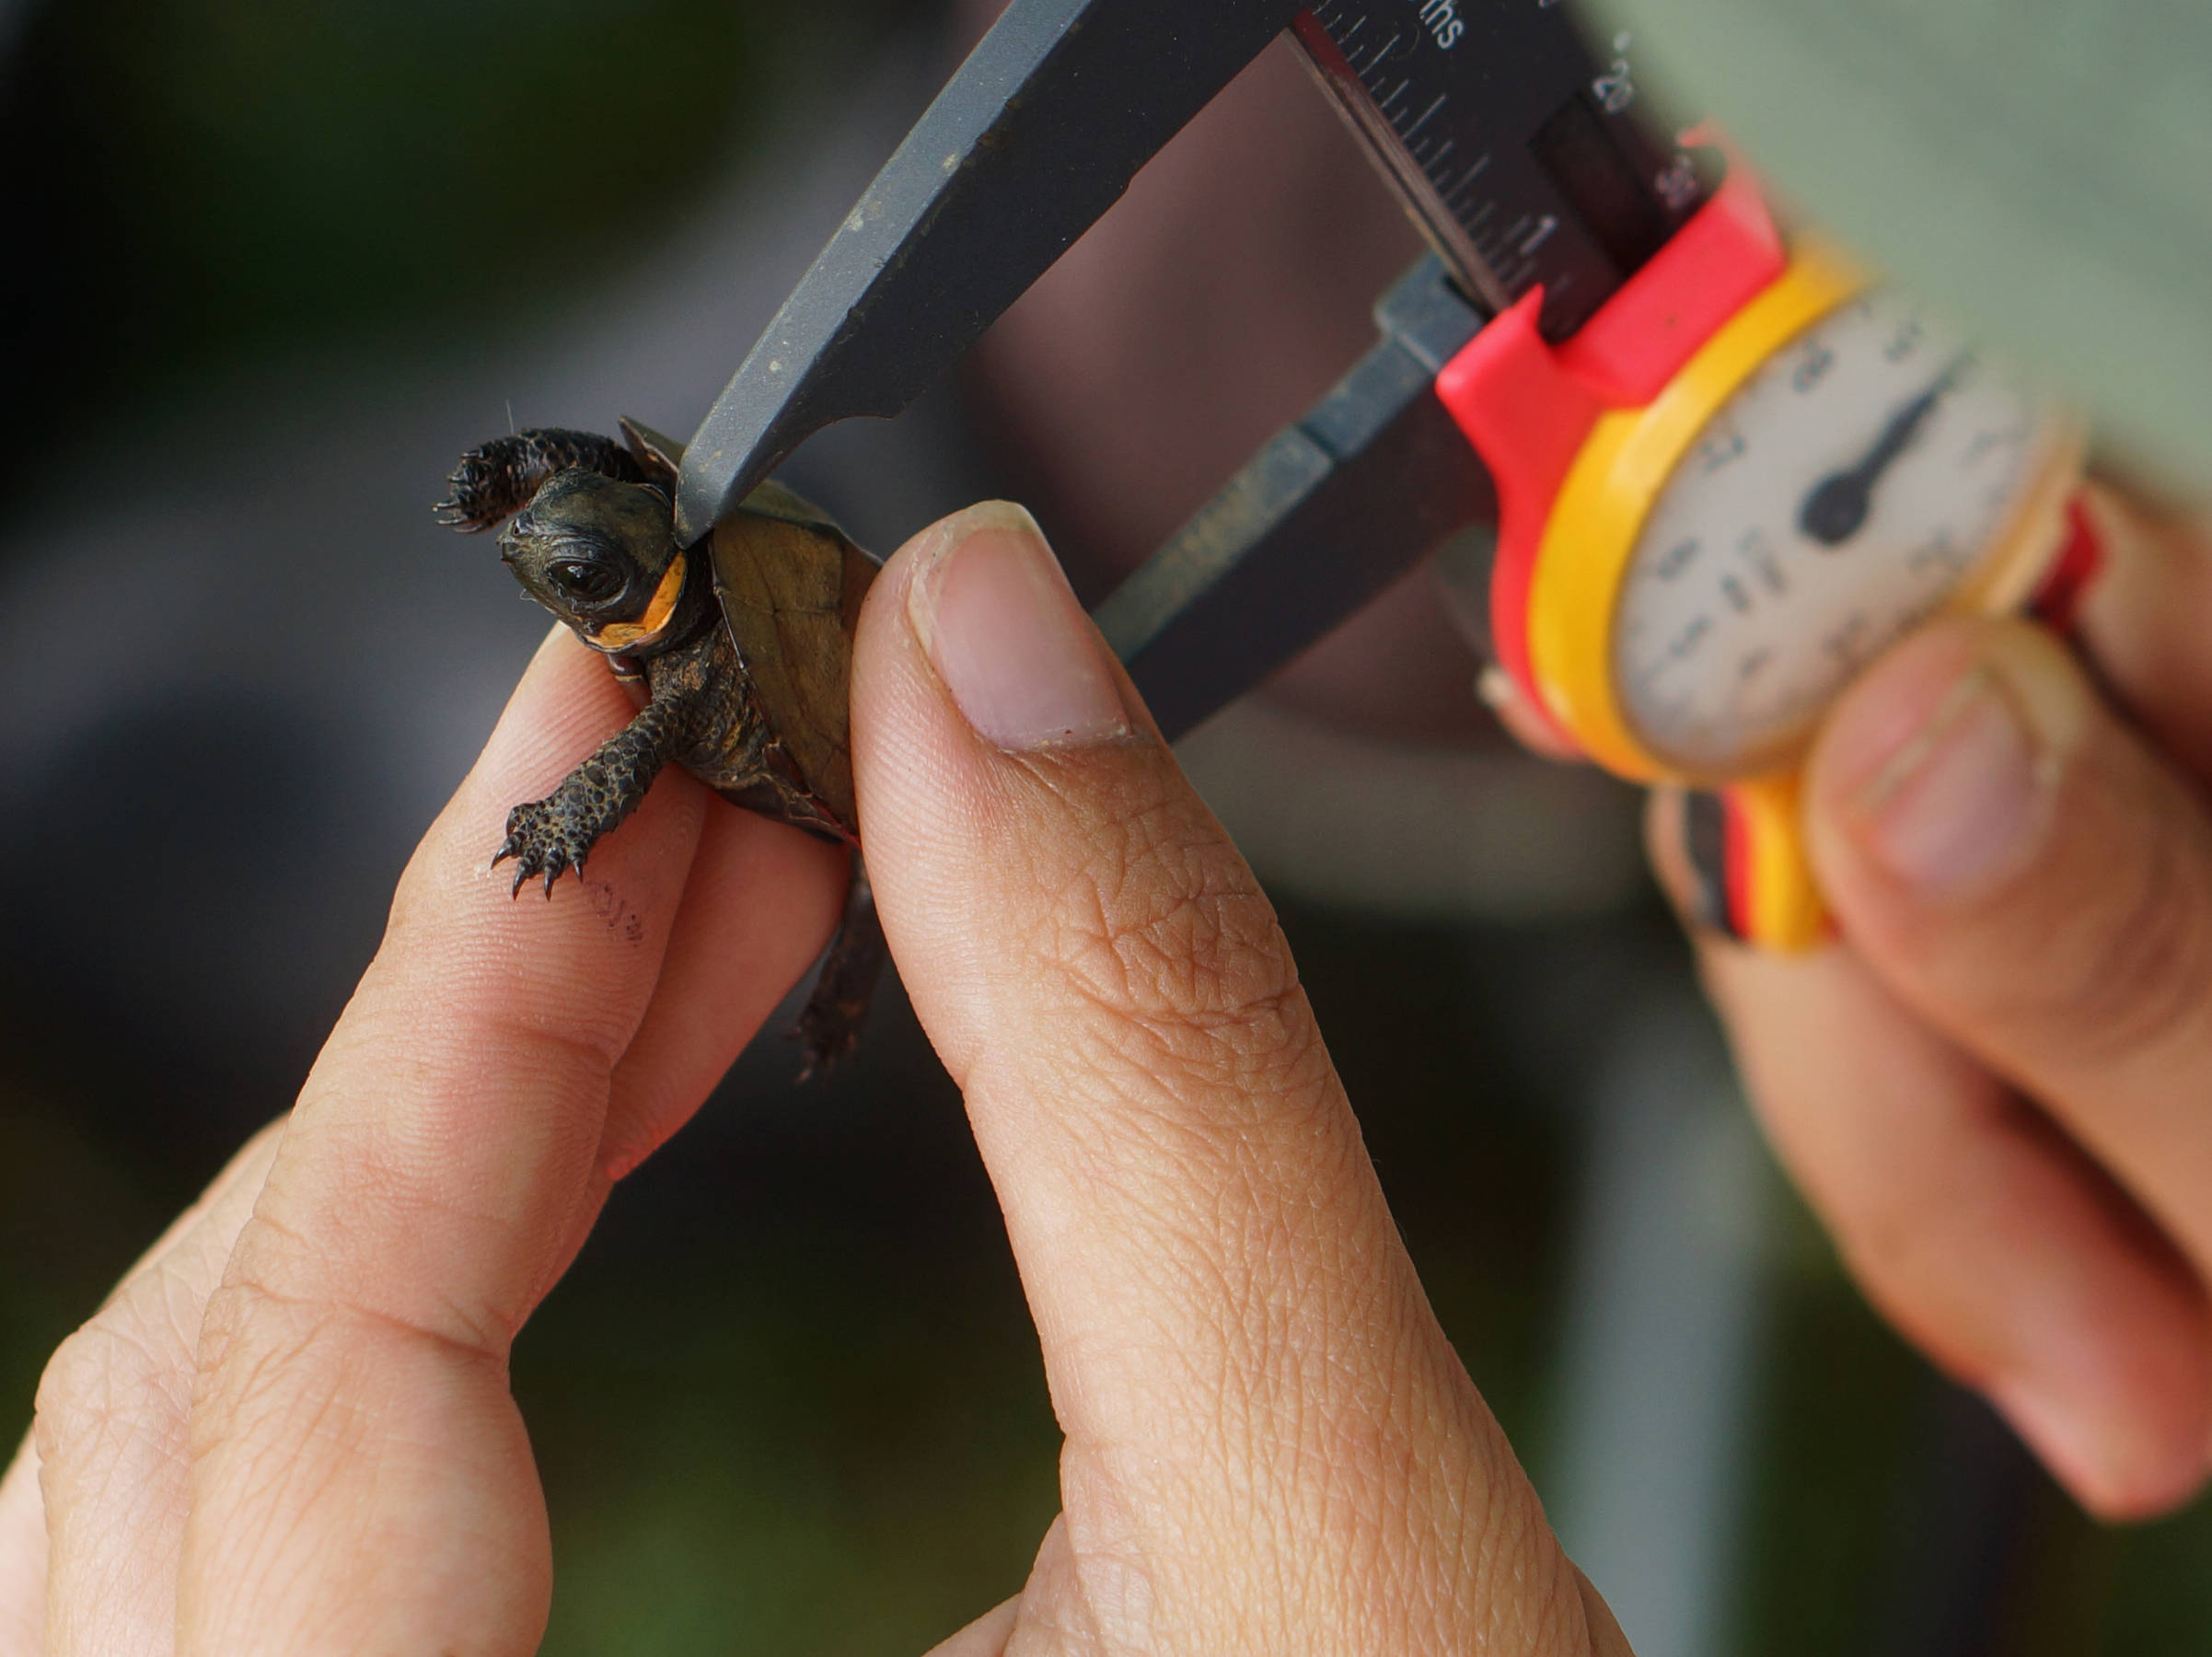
[2030,495,2106,635]
[1432,167,1789,747]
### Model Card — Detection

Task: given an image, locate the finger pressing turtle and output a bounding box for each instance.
[438,416,888,1075]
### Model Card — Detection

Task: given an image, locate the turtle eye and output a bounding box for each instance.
[546,559,624,605]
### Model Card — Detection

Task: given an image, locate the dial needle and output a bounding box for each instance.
[1799,354,1971,546]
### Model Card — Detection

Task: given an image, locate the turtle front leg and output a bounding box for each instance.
[495,693,693,896]
[436,429,646,531]
[792,857,889,1079]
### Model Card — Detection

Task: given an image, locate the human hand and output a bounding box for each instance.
[4,504,1628,1654]
[1,625,851,1654]
[1641,490,2212,1521]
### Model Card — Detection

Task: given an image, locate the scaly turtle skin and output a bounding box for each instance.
[436,419,886,1075]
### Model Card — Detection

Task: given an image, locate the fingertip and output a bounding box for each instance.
[1973,1180,2212,1522]
[1803,617,2087,908]
[1685,933,2212,1524]
[850,500,1180,1043]
[1992,1364,2212,1522]
[899,501,1132,753]
[1706,614,2212,1524]
[1795,607,2212,1280]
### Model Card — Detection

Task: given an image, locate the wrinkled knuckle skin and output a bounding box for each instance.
[190,1280,359,1480]
[35,1314,184,1493]
[210,1219,513,1375]
[1029,776,1321,1107]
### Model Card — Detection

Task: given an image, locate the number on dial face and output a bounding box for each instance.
[1610,288,2067,777]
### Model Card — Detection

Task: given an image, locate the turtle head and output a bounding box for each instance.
[498,469,694,657]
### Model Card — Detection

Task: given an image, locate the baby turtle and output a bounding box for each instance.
[437,419,886,1075]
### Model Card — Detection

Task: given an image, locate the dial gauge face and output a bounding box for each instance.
[1609,288,2068,777]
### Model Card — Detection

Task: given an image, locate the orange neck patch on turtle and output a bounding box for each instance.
[591,553,688,655]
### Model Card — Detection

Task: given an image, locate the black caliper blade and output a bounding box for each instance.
[1295,0,1704,339]
[1094,2,1706,736]
[1095,258,1491,743]
[673,0,1308,543]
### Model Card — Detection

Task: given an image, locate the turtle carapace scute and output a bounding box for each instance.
[436,418,886,1076]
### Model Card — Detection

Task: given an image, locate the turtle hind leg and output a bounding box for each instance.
[435,428,646,531]
[791,858,889,1080]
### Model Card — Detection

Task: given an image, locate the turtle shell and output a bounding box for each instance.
[708,482,877,835]
[620,418,879,839]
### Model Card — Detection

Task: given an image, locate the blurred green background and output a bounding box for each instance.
[0,0,2208,1651]
[3,0,805,461]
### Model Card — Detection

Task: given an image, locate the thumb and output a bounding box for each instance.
[849,504,1613,1655]
[1805,614,2212,1277]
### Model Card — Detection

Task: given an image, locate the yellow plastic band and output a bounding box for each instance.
[1731,772,1827,951]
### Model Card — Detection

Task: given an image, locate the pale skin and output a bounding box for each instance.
[0,502,1632,1656]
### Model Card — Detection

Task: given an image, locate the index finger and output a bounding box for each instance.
[178,630,842,1654]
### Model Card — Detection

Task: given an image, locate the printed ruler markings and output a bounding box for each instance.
[1300,0,1675,327]
[1404,92,1448,140]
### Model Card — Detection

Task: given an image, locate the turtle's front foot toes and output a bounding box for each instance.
[437,436,536,532]
[435,452,505,532]
[492,799,589,898]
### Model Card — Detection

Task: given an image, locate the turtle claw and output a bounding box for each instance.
[493,799,589,899]
[436,430,648,533]
[435,448,517,533]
